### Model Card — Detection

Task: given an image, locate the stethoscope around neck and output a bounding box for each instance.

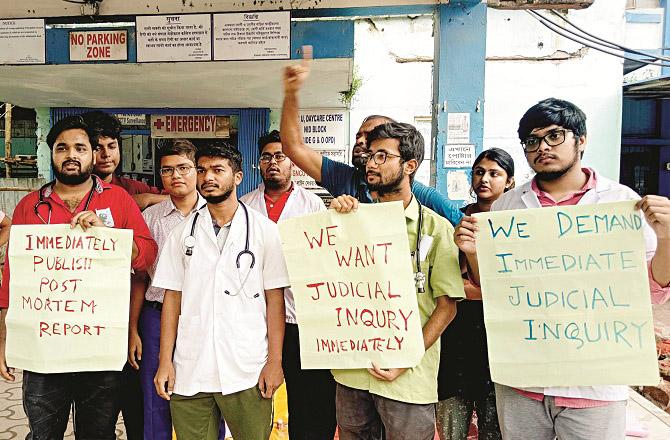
[413,197,426,293]
[34,179,96,224]
[183,202,259,299]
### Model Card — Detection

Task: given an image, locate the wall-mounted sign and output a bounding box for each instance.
[444,143,475,168]
[151,115,231,138]
[136,14,211,62]
[0,19,45,64]
[299,109,347,151]
[447,112,470,144]
[115,114,147,126]
[213,11,290,61]
[69,30,128,62]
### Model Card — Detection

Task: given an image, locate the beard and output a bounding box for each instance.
[534,145,580,182]
[367,166,404,196]
[263,169,292,190]
[199,181,235,204]
[52,159,94,185]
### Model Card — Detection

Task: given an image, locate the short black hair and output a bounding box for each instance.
[81,110,122,146]
[518,98,587,142]
[196,142,243,173]
[46,115,95,150]
[258,130,281,155]
[367,122,424,182]
[158,139,197,164]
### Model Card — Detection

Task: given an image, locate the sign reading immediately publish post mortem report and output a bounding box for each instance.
[213,11,290,60]
[0,19,45,64]
[5,225,133,373]
[475,201,659,387]
[279,202,425,369]
[136,14,211,62]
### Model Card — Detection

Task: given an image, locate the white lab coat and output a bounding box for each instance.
[491,169,657,402]
[241,183,325,323]
[152,203,290,397]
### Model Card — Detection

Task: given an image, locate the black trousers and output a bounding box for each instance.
[23,370,123,440]
[282,323,337,440]
[120,362,144,440]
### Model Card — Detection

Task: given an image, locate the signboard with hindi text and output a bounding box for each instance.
[136,14,211,62]
[213,11,290,60]
[475,201,659,387]
[278,202,425,369]
[6,225,133,373]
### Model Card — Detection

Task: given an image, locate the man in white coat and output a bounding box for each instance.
[241,130,336,440]
[152,143,289,440]
[455,98,670,440]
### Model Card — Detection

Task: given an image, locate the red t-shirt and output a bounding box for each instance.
[110,174,162,196]
[264,186,294,223]
[0,176,158,308]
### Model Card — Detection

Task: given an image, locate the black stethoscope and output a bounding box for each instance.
[34,179,96,224]
[413,198,426,293]
[184,202,259,299]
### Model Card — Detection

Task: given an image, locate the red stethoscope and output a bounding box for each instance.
[34,179,96,224]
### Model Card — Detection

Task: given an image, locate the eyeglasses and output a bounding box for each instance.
[159,165,195,177]
[259,152,287,164]
[363,151,403,165]
[521,129,571,153]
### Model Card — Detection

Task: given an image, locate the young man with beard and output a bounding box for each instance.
[152,143,289,440]
[455,98,670,440]
[127,139,214,440]
[281,46,463,226]
[240,130,334,439]
[329,122,464,440]
[83,111,167,210]
[0,115,157,439]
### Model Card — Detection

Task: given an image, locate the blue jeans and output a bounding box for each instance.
[22,370,123,440]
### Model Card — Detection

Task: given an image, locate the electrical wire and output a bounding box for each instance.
[525,10,670,68]
[546,9,670,63]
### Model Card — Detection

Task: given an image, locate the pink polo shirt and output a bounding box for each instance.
[516,168,670,408]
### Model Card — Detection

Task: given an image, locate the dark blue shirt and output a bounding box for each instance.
[320,156,464,226]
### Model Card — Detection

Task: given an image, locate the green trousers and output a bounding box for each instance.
[170,386,273,440]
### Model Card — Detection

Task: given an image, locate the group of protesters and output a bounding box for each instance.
[0,49,669,440]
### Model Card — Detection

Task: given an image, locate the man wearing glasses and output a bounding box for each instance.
[127,139,218,440]
[328,122,464,440]
[240,130,333,440]
[455,98,670,440]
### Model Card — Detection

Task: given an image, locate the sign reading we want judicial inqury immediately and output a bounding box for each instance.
[279,202,425,369]
[6,225,133,373]
[475,201,660,387]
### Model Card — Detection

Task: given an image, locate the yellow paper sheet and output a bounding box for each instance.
[279,201,425,369]
[475,201,659,387]
[6,224,133,373]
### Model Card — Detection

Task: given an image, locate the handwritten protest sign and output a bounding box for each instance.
[6,225,133,373]
[475,201,659,387]
[279,202,425,369]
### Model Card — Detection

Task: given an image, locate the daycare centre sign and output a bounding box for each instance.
[476,201,659,387]
[6,225,133,373]
[279,202,425,369]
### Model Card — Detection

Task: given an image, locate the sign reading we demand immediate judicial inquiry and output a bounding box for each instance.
[279,202,425,369]
[6,225,133,373]
[475,201,659,387]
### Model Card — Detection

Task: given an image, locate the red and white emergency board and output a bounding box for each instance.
[150,115,231,138]
[69,30,128,62]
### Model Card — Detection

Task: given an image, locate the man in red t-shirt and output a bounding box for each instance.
[83,111,168,210]
[0,115,157,440]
